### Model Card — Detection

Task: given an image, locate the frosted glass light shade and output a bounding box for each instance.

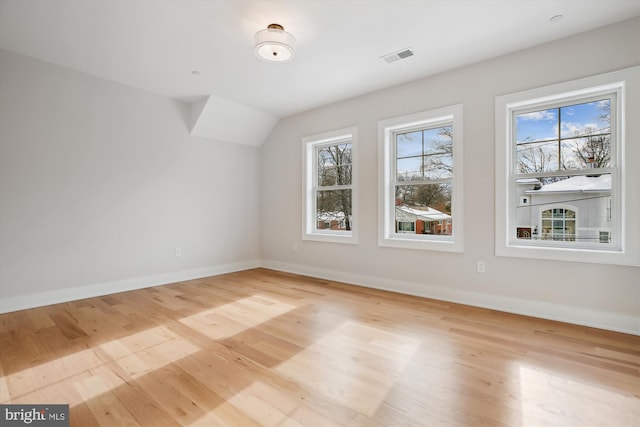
[254,24,295,62]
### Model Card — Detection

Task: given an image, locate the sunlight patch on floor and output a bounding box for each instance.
[99,325,200,380]
[73,374,113,403]
[2,325,201,406]
[3,347,103,404]
[275,321,421,416]
[74,325,201,402]
[224,381,294,427]
[179,295,297,340]
[187,380,333,427]
[518,364,639,426]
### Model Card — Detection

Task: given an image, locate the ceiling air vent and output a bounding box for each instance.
[381,48,414,63]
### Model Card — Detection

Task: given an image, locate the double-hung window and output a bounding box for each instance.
[495,67,639,266]
[303,126,358,243]
[378,105,463,252]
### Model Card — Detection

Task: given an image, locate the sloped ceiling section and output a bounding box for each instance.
[190,95,278,147]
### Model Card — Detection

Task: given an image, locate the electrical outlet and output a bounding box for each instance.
[292,243,299,253]
[175,247,182,257]
[476,261,486,273]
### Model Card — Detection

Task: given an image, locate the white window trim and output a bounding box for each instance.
[495,66,640,266]
[302,126,358,244]
[378,104,464,252]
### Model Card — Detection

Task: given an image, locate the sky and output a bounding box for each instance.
[516,99,610,143]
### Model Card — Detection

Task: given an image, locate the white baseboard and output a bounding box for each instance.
[260,259,640,336]
[0,259,261,314]
[3,258,636,336]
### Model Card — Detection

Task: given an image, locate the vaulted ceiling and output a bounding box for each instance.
[1,0,638,146]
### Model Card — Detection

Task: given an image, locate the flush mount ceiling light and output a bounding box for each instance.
[255,23,296,63]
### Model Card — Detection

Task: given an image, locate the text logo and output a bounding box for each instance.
[1,405,69,426]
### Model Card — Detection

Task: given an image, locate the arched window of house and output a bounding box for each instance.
[541,208,576,241]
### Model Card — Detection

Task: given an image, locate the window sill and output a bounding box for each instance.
[496,242,638,266]
[378,236,463,253]
[303,232,358,245]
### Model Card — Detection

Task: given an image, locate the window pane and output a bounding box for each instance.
[317,143,352,186]
[395,183,452,235]
[317,147,337,167]
[316,189,352,231]
[423,153,453,179]
[336,164,352,185]
[560,99,610,138]
[516,140,559,173]
[318,165,336,186]
[397,157,422,181]
[560,134,611,170]
[397,131,422,157]
[423,126,453,154]
[559,99,611,171]
[515,174,611,243]
[516,108,558,143]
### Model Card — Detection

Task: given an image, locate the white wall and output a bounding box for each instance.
[0,49,261,311]
[260,18,640,334]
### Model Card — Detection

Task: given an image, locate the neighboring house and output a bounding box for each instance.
[395,204,452,235]
[317,211,351,230]
[516,174,611,243]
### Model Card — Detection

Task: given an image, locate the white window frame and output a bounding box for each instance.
[495,66,640,266]
[302,126,358,244]
[378,104,463,252]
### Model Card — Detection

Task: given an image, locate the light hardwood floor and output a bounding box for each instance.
[1,268,638,426]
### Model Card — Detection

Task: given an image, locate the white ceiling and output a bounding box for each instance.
[1,0,638,145]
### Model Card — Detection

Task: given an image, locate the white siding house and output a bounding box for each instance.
[516,175,611,243]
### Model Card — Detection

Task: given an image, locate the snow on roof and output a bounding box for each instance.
[317,211,348,221]
[517,178,541,185]
[395,205,451,221]
[529,174,611,193]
